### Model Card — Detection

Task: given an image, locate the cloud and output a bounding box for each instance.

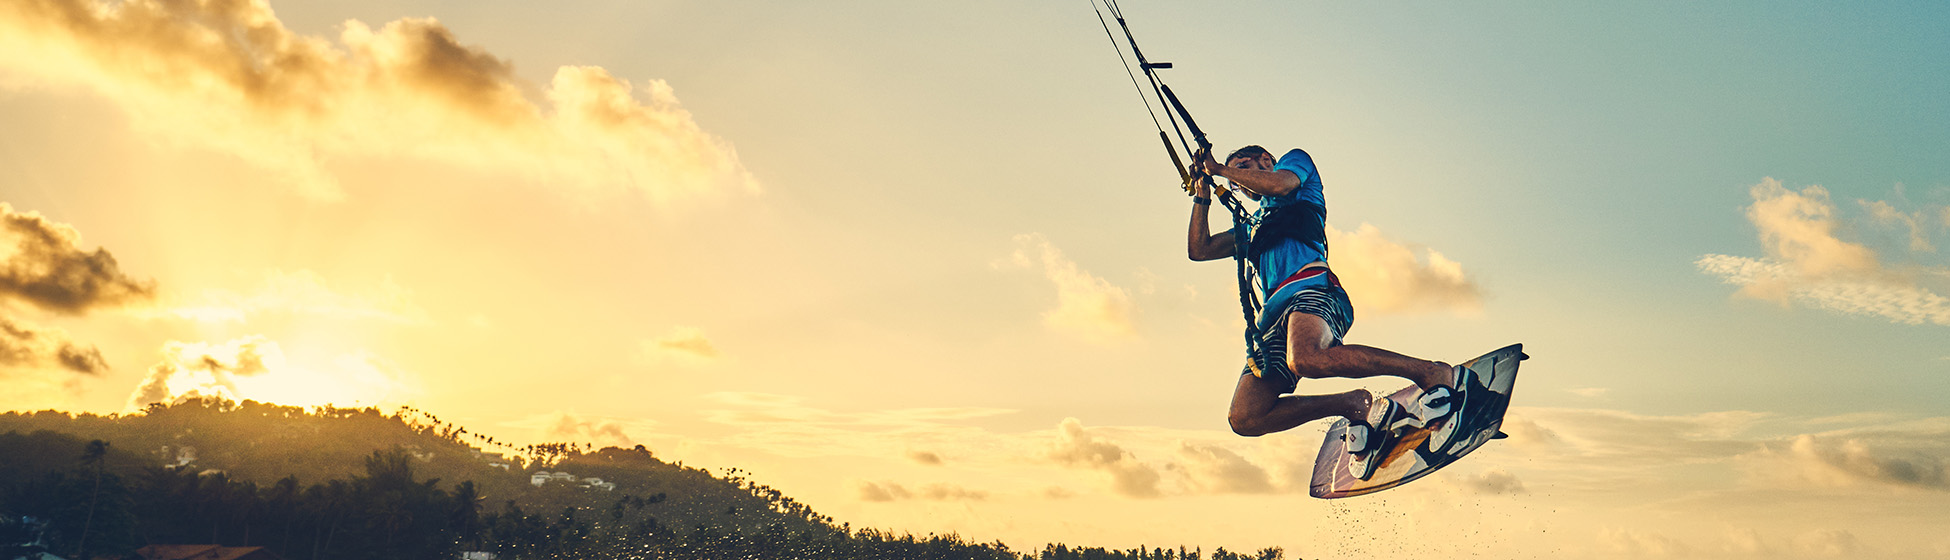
[1740,433,1950,492]
[0,0,756,201]
[1697,178,1950,326]
[542,411,638,448]
[126,336,415,410]
[1697,254,1950,325]
[1002,234,1137,341]
[0,316,107,376]
[1456,468,1526,495]
[1722,527,1772,556]
[1498,415,1564,450]
[1047,417,1162,498]
[1600,527,1690,557]
[1860,199,1936,253]
[1174,441,1276,494]
[1325,223,1482,315]
[854,480,905,502]
[161,269,427,323]
[907,450,944,465]
[640,326,720,363]
[127,335,277,409]
[0,203,154,314]
[1792,529,1862,557]
[695,392,1015,459]
[852,480,988,502]
[1747,180,1878,276]
[1568,387,1611,398]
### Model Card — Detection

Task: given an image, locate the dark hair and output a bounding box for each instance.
[1226,145,1271,162]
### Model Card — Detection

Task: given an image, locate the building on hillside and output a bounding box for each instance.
[460,552,498,560]
[135,544,283,560]
[530,471,611,490]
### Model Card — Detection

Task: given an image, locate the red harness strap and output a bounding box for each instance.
[1271,266,1339,293]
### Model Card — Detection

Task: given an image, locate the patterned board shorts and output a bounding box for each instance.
[1244,278,1355,394]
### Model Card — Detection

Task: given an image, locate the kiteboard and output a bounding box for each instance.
[1309,343,1526,499]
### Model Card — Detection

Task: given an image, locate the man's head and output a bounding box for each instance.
[1225,145,1274,171]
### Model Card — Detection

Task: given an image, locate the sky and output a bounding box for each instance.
[2,0,1948,557]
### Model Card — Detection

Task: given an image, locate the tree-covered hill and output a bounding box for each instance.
[0,400,1287,560]
[0,399,828,536]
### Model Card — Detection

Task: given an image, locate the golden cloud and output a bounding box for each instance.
[1047,417,1162,498]
[1004,234,1137,342]
[542,410,638,448]
[0,316,107,376]
[1698,178,1950,326]
[851,480,988,502]
[1173,441,1276,494]
[0,0,757,201]
[126,336,415,410]
[645,326,721,363]
[0,203,154,314]
[127,335,278,409]
[1325,223,1482,315]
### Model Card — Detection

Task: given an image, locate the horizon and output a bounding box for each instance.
[3,1,1947,558]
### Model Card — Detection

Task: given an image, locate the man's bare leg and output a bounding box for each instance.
[1227,372,1368,437]
[1226,311,1458,437]
[1283,311,1453,390]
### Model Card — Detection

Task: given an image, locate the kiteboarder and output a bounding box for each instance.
[1187,146,1466,449]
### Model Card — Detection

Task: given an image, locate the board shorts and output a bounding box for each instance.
[1243,267,1355,394]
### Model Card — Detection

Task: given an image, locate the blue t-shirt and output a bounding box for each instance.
[1247,148,1328,297]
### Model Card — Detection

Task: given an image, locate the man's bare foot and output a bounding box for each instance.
[1344,388,1374,423]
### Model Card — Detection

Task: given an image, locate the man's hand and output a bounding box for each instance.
[1194,148,1224,177]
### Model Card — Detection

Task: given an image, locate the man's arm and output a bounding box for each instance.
[1199,153,1301,198]
[1188,181,1235,261]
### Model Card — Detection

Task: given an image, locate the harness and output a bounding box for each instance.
[1220,197,1329,377]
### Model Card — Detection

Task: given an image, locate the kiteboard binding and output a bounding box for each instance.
[1311,344,1528,498]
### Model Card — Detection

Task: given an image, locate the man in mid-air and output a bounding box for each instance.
[1186,146,1472,475]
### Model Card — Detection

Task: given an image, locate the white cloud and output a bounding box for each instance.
[1002,234,1137,341]
[1698,178,1950,326]
[0,0,756,201]
[1326,223,1483,315]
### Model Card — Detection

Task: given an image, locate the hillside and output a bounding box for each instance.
[0,400,1286,560]
[0,399,826,536]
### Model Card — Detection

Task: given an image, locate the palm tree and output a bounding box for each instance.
[75,439,109,558]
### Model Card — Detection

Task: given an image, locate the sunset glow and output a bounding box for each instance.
[4,1,1948,558]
